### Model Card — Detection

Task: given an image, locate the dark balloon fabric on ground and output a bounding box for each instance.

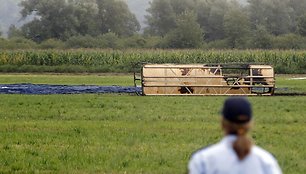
[0,84,141,94]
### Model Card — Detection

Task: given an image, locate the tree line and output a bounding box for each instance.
[1,0,306,49]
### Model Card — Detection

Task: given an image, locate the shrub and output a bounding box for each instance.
[39,39,65,49]
[0,37,37,49]
[271,34,306,49]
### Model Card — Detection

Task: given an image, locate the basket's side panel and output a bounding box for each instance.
[142,65,226,95]
[142,66,181,95]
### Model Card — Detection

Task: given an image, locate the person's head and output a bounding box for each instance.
[221,97,253,160]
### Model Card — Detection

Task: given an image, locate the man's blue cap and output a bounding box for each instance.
[222,97,252,124]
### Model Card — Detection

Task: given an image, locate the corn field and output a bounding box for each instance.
[0,49,305,73]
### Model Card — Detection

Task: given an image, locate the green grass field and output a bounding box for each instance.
[276,75,306,93]
[0,74,306,173]
[0,73,133,86]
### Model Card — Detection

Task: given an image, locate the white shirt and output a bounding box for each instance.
[188,135,282,174]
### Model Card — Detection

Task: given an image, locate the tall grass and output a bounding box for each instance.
[0,49,306,73]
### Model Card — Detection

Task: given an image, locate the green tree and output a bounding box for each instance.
[170,0,196,15]
[145,0,198,36]
[73,0,100,36]
[224,5,250,48]
[8,25,23,38]
[96,0,140,36]
[0,25,3,37]
[196,0,229,41]
[251,25,272,49]
[163,11,204,48]
[288,0,306,32]
[248,0,266,29]
[20,0,85,41]
[298,14,306,36]
[145,0,232,42]
[248,0,292,35]
[145,0,176,36]
[19,0,139,42]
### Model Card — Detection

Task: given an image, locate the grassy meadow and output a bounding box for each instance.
[0,74,305,173]
[0,73,133,86]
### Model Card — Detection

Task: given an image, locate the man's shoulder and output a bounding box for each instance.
[252,145,279,163]
[191,143,223,159]
[251,146,282,173]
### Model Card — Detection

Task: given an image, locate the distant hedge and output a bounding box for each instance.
[0,49,305,74]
